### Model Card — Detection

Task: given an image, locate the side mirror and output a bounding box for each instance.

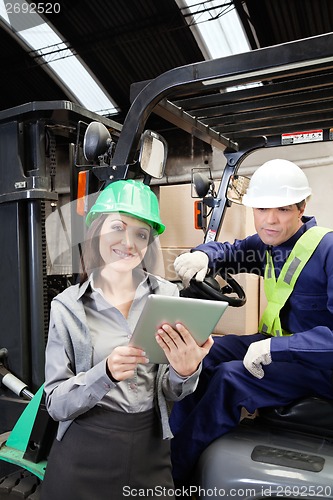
[138,130,167,179]
[191,171,219,232]
[192,172,214,198]
[83,122,112,161]
[227,175,250,204]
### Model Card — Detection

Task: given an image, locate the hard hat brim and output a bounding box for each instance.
[243,191,311,208]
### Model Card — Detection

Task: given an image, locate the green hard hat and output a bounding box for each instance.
[86,179,165,234]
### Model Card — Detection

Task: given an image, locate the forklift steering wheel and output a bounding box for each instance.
[181,269,246,307]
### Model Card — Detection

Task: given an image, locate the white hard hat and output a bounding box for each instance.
[242,159,312,208]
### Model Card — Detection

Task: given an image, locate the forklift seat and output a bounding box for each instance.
[258,397,333,438]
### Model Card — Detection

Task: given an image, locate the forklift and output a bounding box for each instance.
[1,32,333,498]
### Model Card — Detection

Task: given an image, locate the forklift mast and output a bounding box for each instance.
[0,101,121,438]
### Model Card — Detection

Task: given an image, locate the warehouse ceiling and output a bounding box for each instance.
[1,0,333,125]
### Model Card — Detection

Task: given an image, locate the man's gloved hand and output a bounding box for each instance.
[243,338,272,379]
[174,251,209,288]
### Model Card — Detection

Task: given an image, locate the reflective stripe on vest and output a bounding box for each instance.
[259,226,332,337]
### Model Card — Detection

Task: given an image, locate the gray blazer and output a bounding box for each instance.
[44,276,200,441]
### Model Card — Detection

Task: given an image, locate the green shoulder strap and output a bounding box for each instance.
[259,226,331,336]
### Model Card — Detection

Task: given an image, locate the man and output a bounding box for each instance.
[170,159,333,483]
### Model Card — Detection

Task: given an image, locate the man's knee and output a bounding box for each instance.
[203,335,244,368]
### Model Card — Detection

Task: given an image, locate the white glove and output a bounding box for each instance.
[174,251,209,288]
[243,338,272,379]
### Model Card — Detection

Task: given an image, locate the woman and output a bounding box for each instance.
[41,179,213,500]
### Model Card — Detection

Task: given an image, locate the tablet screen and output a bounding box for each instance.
[129,294,228,363]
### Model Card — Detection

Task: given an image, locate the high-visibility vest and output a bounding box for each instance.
[259,226,332,337]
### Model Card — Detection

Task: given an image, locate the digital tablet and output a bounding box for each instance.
[129,294,228,364]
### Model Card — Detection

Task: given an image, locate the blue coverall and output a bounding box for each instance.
[170,216,333,482]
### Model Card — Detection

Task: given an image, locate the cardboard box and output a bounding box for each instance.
[160,248,260,335]
[217,196,256,242]
[214,274,260,336]
[158,183,260,336]
[159,184,207,248]
[159,183,256,247]
[160,247,191,281]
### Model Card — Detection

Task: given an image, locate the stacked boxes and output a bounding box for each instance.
[158,184,261,335]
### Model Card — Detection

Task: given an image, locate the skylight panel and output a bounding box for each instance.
[0,0,9,23]
[177,0,250,59]
[0,0,118,115]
